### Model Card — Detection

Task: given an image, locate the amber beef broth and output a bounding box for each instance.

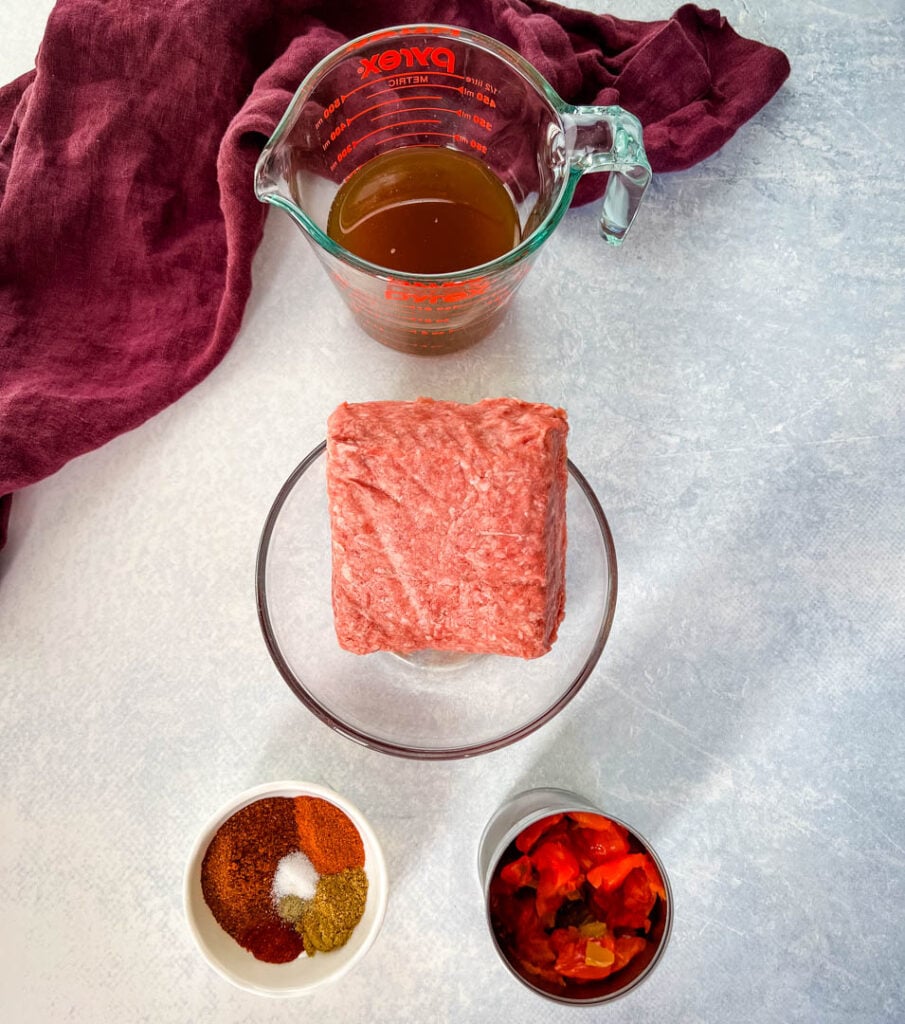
[325,397,568,658]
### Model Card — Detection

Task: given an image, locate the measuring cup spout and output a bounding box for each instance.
[253,142,313,237]
[254,145,284,205]
[562,106,651,246]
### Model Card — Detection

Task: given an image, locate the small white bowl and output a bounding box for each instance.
[184,780,388,996]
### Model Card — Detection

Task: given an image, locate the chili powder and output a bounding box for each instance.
[201,797,303,963]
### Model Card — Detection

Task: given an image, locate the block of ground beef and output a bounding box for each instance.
[325,397,568,658]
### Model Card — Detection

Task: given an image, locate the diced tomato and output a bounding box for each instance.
[604,871,653,929]
[567,811,624,834]
[498,892,557,976]
[489,871,519,903]
[586,853,650,893]
[549,924,581,955]
[491,811,666,991]
[621,867,656,914]
[515,926,556,969]
[533,840,582,923]
[606,910,651,931]
[612,934,647,972]
[535,880,575,923]
[519,958,565,986]
[589,879,615,919]
[499,854,536,891]
[490,886,536,940]
[566,811,607,828]
[515,814,564,854]
[551,927,618,982]
[533,840,581,882]
[571,823,631,868]
[642,855,667,900]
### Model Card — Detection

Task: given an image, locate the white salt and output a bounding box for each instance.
[272,849,319,902]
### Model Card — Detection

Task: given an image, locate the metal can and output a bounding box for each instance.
[478,787,673,1005]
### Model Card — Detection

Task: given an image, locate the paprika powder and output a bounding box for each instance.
[294,795,365,874]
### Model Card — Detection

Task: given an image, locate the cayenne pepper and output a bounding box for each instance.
[200,795,367,964]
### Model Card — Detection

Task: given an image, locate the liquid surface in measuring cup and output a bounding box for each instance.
[326,147,521,275]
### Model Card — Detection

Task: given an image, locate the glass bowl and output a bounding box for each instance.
[256,443,617,759]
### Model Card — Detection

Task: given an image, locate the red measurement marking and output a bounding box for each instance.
[347,95,442,123]
[385,278,490,305]
[396,314,454,324]
[369,132,461,150]
[352,120,441,148]
[372,106,463,120]
[362,83,466,107]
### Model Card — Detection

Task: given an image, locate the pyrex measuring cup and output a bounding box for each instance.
[255,25,651,354]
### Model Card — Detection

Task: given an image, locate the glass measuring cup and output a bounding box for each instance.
[254,25,651,354]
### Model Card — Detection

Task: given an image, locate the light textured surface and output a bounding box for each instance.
[1,2,903,1021]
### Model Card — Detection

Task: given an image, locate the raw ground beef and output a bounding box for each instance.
[325,397,568,659]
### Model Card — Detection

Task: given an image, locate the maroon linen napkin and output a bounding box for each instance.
[0,0,790,545]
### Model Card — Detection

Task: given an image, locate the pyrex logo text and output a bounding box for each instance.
[358,46,456,79]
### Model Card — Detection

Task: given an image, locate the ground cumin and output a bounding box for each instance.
[299,867,369,955]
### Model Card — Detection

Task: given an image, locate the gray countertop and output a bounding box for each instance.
[1,1,903,1021]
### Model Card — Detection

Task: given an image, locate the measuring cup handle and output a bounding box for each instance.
[563,105,652,246]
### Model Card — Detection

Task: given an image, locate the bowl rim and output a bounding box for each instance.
[255,441,618,760]
[183,779,388,997]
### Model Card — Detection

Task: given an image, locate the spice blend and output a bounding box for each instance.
[201,795,368,963]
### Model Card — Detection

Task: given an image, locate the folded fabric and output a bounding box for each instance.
[0,0,790,545]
